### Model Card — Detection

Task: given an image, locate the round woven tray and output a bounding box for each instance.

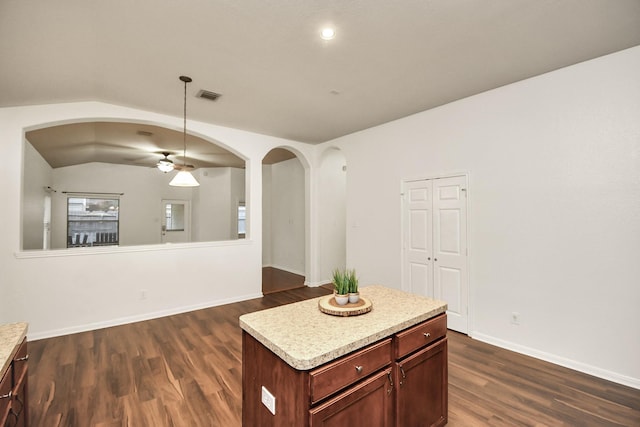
[318,295,372,317]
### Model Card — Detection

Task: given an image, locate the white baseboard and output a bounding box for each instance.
[470,332,640,390]
[305,279,333,287]
[28,292,264,341]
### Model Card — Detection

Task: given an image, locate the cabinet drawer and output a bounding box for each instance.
[395,314,446,359]
[310,338,392,404]
[0,365,12,425]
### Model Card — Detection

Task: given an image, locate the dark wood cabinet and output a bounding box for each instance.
[242,333,394,427]
[0,365,11,426]
[243,314,447,426]
[310,367,394,427]
[395,338,448,427]
[0,338,28,427]
[394,313,448,427]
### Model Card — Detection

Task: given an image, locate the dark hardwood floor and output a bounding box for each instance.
[28,287,640,426]
[262,266,306,294]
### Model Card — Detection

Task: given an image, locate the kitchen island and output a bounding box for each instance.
[239,285,448,426]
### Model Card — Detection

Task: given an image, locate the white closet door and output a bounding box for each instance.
[433,176,468,333]
[402,175,469,334]
[402,180,433,298]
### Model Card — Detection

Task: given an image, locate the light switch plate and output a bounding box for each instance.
[261,386,276,415]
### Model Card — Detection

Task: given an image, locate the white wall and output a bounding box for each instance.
[324,46,640,388]
[262,157,306,275]
[192,167,246,241]
[0,101,314,339]
[317,148,347,282]
[262,165,272,266]
[51,162,180,247]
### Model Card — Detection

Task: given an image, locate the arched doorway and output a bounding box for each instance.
[261,148,306,294]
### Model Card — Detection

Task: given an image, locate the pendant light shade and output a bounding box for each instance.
[170,75,200,187]
[169,170,201,187]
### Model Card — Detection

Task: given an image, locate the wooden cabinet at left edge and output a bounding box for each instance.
[0,338,28,427]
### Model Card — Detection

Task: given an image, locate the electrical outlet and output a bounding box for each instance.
[261,386,276,415]
[510,312,520,325]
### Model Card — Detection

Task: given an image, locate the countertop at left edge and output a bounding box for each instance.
[0,322,28,380]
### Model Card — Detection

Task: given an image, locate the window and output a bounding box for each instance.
[238,202,246,238]
[165,203,185,231]
[67,197,119,247]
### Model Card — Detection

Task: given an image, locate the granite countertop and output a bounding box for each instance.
[239,285,447,370]
[0,322,28,380]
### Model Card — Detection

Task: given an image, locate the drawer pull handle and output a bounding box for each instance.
[355,365,363,374]
[0,391,11,400]
[15,354,29,362]
[424,332,431,338]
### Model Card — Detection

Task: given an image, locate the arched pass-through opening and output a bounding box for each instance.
[261,147,307,294]
[22,120,247,251]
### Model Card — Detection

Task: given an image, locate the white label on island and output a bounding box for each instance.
[261,385,276,415]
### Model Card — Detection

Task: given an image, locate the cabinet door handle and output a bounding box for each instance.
[386,371,394,395]
[399,366,406,387]
[424,332,431,338]
[0,391,11,399]
[354,365,363,374]
[15,354,29,362]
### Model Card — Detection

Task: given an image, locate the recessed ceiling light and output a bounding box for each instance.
[320,27,336,40]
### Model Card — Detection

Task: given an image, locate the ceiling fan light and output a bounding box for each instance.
[169,170,200,187]
[320,27,335,40]
[157,159,174,172]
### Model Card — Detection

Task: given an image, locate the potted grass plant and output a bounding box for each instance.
[346,269,359,303]
[332,268,350,305]
[332,268,359,305]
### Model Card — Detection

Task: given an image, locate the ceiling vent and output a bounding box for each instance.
[197,89,222,101]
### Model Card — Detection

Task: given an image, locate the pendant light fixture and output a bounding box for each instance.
[170,75,200,187]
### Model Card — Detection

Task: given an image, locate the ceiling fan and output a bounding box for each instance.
[156,152,174,172]
[156,152,194,173]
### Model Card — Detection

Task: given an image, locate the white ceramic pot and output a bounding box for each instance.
[334,294,349,305]
[348,293,360,304]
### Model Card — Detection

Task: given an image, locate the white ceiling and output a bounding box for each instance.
[2,0,640,149]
